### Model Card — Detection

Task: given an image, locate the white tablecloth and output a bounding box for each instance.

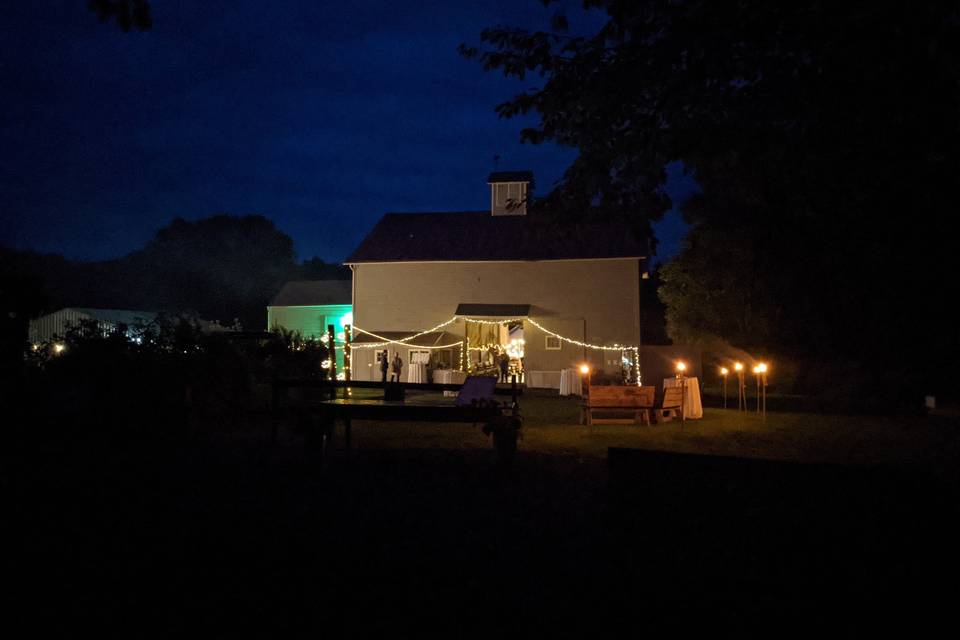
[407,363,427,384]
[559,368,583,396]
[662,377,703,419]
[434,369,467,385]
[527,370,562,389]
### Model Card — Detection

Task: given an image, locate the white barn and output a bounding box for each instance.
[345,172,650,387]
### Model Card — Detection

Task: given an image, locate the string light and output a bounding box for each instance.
[456,316,528,325]
[633,346,641,386]
[349,315,642,354]
[524,318,631,352]
[335,314,667,388]
[350,318,459,349]
[352,339,463,350]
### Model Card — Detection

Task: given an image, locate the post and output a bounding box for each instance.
[462,319,469,372]
[342,324,352,399]
[761,372,767,420]
[680,375,686,426]
[737,371,743,411]
[327,324,337,399]
[674,361,687,426]
[722,375,728,409]
[343,324,351,381]
[736,366,746,412]
[756,372,761,413]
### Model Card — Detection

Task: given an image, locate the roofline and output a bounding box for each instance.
[344,256,646,266]
[266,303,352,309]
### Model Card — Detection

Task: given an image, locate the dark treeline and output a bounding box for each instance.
[1,214,349,332]
[463,1,960,403]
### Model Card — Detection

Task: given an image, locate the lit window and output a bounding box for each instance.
[409,349,430,364]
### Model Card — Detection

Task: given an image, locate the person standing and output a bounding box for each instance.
[391,352,403,382]
[498,351,510,383]
[380,350,389,383]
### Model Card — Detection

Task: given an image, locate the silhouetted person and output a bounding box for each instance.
[391,353,403,382]
[380,350,389,383]
[498,352,510,383]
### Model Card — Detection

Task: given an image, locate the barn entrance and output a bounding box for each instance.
[457,303,529,382]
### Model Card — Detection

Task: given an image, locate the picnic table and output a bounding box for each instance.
[316,396,505,451]
[281,376,522,464]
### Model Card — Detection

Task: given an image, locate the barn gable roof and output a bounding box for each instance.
[269,280,351,307]
[345,211,648,264]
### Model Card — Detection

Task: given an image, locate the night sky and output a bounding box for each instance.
[2,1,693,265]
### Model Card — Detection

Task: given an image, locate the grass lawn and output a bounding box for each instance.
[336,390,960,482]
[10,389,960,633]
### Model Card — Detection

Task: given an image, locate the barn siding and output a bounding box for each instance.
[29,309,92,344]
[351,259,640,378]
[266,304,352,340]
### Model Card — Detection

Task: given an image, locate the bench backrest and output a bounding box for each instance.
[587,385,655,408]
[661,386,684,410]
[455,375,497,406]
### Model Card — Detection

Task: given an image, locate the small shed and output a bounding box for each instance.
[267,280,352,340]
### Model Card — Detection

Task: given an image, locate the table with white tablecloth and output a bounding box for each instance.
[526,370,562,389]
[559,368,583,396]
[407,363,427,384]
[662,376,703,419]
[433,369,467,385]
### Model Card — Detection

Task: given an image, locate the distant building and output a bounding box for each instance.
[266,280,353,339]
[28,308,237,345]
[29,308,159,344]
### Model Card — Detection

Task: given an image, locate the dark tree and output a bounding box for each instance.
[299,257,352,281]
[126,215,298,330]
[87,0,152,31]
[463,1,960,399]
[4,214,305,332]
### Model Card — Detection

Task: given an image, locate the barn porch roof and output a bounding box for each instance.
[455,303,530,318]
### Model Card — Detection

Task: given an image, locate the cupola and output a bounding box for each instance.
[488,171,533,216]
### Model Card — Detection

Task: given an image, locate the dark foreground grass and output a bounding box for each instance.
[6,395,960,633]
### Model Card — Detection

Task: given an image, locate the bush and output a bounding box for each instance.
[19,317,330,440]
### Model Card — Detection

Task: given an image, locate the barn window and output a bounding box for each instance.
[408,349,430,364]
[545,336,561,350]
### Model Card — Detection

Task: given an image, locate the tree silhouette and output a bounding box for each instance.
[1,214,344,332]
[87,0,152,31]
[463,1,960,398]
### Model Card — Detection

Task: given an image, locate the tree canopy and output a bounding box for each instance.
[2,215,349,332]
[87,0,152,31]
[463,1,960,397]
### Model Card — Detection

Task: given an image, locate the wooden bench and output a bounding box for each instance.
[582,385,656,427]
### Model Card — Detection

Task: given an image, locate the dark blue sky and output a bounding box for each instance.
[1,1,692,265]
